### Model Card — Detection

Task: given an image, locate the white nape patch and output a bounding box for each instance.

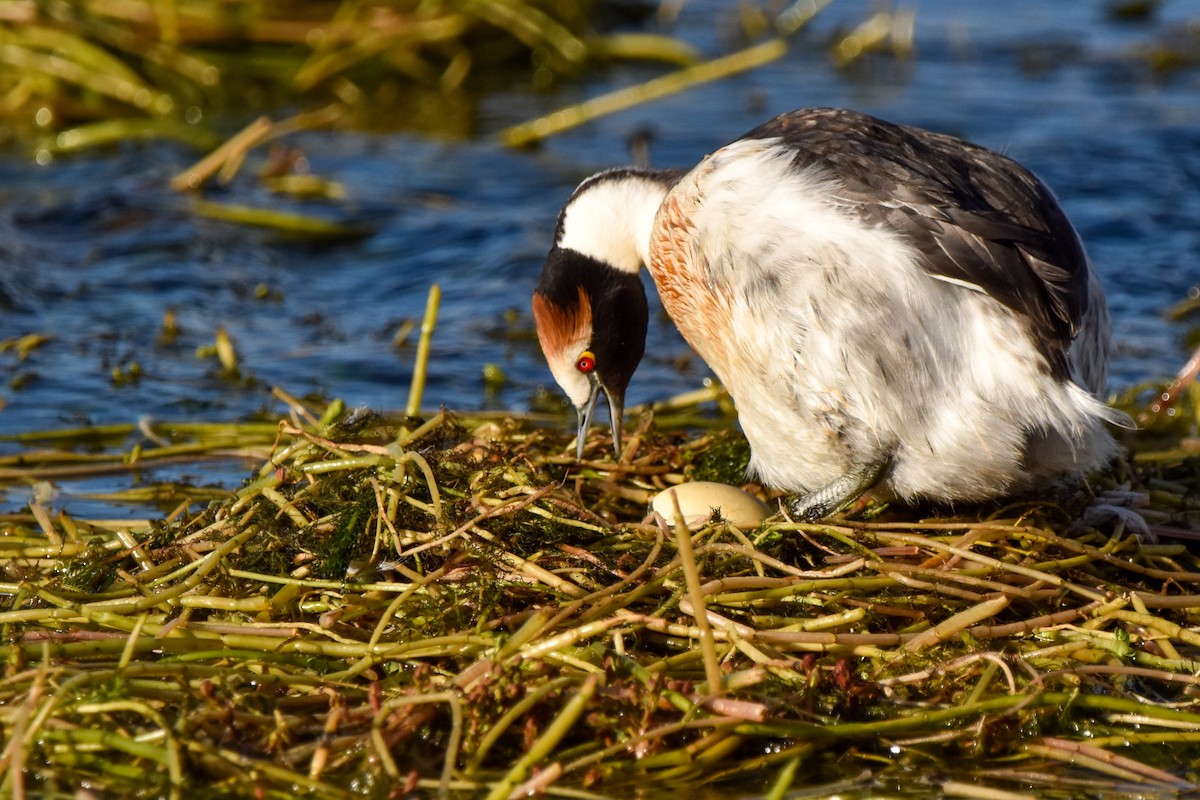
[558,173,670,275]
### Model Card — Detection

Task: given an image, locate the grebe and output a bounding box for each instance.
[532,108,1127,520]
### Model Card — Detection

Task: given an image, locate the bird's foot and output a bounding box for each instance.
[784,458,890,522]
[1070,489,1152,541]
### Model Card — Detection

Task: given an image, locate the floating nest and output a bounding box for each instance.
[0,376,1199,799]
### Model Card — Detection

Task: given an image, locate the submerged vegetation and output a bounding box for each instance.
[0,0,926,235]
[0,0,1195,156]
[0,0,928,153]
[0,361,1198,797]
[0,0,601,147]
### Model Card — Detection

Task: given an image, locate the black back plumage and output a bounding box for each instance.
[743,108,1088,378]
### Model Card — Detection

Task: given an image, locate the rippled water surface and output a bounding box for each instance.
[1,1,1198,509]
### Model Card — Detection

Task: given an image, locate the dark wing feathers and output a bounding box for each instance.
[743,108,1089,375]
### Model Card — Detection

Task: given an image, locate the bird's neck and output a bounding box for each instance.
[556,169,675,275]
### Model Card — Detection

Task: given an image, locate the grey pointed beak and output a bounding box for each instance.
[575,378,600,461]
[574,376,625,461]
[604,384,624,460]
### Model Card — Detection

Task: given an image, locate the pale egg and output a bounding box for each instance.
[650,481,772,529]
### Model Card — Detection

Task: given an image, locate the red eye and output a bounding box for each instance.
[575,351,596,374]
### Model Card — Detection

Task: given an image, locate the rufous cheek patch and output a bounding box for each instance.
[532,285,593,371]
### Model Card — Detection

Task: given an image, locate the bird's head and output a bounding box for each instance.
[532,169,673,459]
[532,246,648,460]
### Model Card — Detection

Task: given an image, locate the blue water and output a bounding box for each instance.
[0,1,1198,511]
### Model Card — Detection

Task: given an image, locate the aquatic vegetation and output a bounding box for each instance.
[0,0,923,157]
[0,0,596,143]
[0,366,1198,797]
[2,2,1200,795]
